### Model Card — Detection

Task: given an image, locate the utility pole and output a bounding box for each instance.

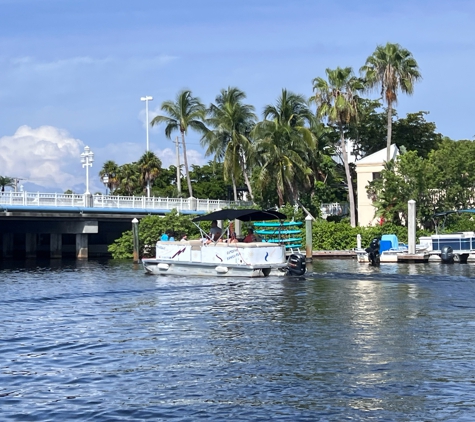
[174,136,181,194]
[12,177,25,192]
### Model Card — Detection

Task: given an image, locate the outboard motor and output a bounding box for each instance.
[440,246,454,264]
[286,253,306,276]
[365,237,381,266]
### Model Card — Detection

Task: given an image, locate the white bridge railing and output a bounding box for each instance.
[0,191,252,212]
[0,192,347,216]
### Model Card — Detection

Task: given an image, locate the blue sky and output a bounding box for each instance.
[0,0,474,192]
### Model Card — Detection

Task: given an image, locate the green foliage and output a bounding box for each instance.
[108,210,201,259]
[349,105,444,161]
[279,203,305,222]
[435,213,475,233]
[0,176,15,191]
[393,111,443,159]
[368,138,475,229]
[311,220,429,250]
[108,230,134,259]
[189,163,228,199]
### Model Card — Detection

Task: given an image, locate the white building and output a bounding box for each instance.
[355,144,399,226]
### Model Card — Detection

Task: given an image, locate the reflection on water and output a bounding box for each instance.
[1,258,474,421]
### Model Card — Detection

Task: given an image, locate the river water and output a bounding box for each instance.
[1,259,474,421]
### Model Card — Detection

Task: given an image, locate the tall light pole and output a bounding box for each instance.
[81,146,94,195]
[140,95,153,198]
[102,175,109,195]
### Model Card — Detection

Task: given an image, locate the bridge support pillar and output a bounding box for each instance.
[76,234,88,259]
[50,234,62,259]
[2,233,13,258]
[25,233,37,258]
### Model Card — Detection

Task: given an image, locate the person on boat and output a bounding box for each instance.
[227,232,239,243]
[180,233,188,242]
[160,232,169,241]
[168,231,175,241]
[244,228,259,243]
[208,220,222,242]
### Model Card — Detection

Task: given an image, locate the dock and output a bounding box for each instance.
[312,250,357,259]
[397,253,430,263]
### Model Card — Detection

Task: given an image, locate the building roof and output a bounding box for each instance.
[356,144,399,165]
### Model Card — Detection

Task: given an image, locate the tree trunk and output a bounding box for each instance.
[386,102,393,162]
[181,131,193,198]
[277,172,284,207]
[231,173,238,201]
[339,125,356,227]
[239,158,254,202]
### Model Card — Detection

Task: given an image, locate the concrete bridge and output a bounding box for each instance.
[0,192,249,260]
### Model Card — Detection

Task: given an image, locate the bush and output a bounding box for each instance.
[311,220,432,250]
[108,210,201,259]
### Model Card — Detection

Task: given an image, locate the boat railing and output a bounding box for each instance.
[321,202,348,218]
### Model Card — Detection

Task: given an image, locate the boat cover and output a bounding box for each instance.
[192,209,287,222]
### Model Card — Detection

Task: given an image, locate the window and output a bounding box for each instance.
[372,172,381,180]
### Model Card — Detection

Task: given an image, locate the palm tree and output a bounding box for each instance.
[310,66,364,227]
[202,87,257,201]
[151,89,207,198]
[360,42,421,162]
[253,89,315,206]
[137,151,162,196]
[116,163,140,196]
[0,176,15,192]
[99,160,119,194]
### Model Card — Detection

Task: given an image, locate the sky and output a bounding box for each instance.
[1,0,474,193]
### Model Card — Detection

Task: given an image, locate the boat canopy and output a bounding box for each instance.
[433,209,475,217]
[192,209,286,222]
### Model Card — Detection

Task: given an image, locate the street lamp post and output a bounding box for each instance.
[102,175,109,195]
[81,146,94,196]
[141,96,153,198]
[140,96,153,152]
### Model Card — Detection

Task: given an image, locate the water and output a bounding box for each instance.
[1,259,475,421]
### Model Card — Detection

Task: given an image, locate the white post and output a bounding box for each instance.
[357,233,362,249]
[81,145,94,198]
[141,96,153,199]
[305,214,313,260]
[408,199,416,254]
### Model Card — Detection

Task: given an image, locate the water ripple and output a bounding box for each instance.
[1,259,475,420]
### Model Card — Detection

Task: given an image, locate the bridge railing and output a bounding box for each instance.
[0,191,252,212]
[320,202,349,218]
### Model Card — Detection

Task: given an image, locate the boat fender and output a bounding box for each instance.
[157,263,170,271]
[440,246,454,264]
[215,266,229,274]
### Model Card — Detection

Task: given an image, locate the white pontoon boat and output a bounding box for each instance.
[142,209,306,277]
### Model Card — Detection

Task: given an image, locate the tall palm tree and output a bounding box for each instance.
[360,42,421,162]
[0,176,15,192]
[116,163,140,196]
[151,89,207,198]
[310,66,364,227]
[202,87,257,201]
[253,89,315,206]
[137,151,162,196]
[99,160,119,194]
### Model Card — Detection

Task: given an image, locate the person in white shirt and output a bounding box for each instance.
[208,220,222,242]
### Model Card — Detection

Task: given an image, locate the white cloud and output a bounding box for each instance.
[0,124,209,194]
[154,147,207,168]
[0,125,84,190]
